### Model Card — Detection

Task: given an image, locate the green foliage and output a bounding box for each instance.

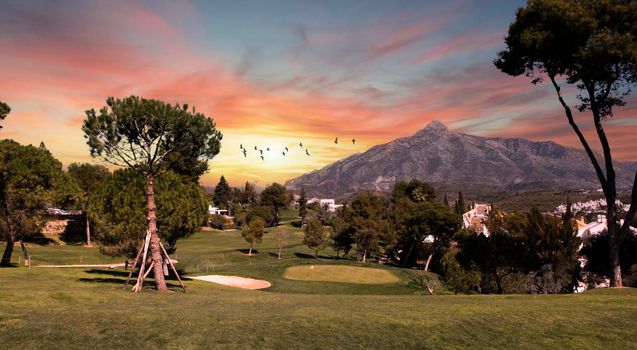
[457,206,581,294]
[260,183,289,224]
[392,179,436,203]
[213,175,231,209]
[441,250,481,294]
[88,169,207,257]
[239,182,257,204]
[298,188,307,223]
[350,192,390,261]
[0,101,10,129]
[242,217,265,254]
[209,214,226,230]
[495,0,637,118]
[247,205,275,227]
[303,218,331,258]
[82,96,222,178]
[68,163,109,195]
[331,205,355,257]
[0,140,75,265]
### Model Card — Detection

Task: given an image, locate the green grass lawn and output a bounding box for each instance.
[1,227,636,349]
[283,265,402,284]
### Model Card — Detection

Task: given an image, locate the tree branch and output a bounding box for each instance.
[549,75,608,189]
[584,80,616,195]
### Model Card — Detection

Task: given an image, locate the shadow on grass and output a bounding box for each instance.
[0,263,19,268]
[78,277,186,290]
[236,249,259,255]
[81,268,192,283]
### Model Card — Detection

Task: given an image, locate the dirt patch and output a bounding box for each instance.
[191,275,271,289]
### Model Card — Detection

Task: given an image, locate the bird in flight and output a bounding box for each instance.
[352,139,356,144]
[306,149,310,156]
[260,155,264,161]
[299,142,303,148]
[285,146,289,152]
[266,147,270,151]
[242,149,247,158]
[254,146,257,150]
[334,137,338,144]
[282,151,286,156]
[259,149,263,155]
[240,144,243,149]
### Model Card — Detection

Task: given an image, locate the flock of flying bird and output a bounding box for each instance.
[239,137,357,161]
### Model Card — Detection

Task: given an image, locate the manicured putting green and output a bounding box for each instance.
[283,265,401,284]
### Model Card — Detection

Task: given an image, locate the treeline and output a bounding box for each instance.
[300,180,636,294]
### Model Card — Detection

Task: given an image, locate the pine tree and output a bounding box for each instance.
[457,191,466,215]
[213,175,231,209]
[299,188,307,224]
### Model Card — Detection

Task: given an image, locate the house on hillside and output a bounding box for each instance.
[319,199,343,213]
[577,215,637,240]
[462,203,491,236]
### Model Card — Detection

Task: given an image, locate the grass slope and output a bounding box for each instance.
[1,226,636,349]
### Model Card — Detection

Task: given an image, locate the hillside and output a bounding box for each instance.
[285,121,636,199]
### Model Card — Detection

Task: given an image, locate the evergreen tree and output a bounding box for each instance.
[88,169,208,256]
[0,101,10,129]
[350,192,389,262]
[213,175,231,209]
[241,181,257,205]
[82,95,222,292]
[304,218,330,258]
[457,191,466,215]
[0,140,77,266]
[67,163,109,246]
[495,0,637,287]
[260,183,289,225]
[299,188,307,224]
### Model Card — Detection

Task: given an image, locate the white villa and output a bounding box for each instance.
[307,198,343,213]
[462,203,491,236]
[208,205,228,216]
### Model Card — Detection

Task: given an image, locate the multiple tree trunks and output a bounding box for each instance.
[146,174,168,292]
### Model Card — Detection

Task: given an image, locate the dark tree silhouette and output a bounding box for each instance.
[495,0,637,287]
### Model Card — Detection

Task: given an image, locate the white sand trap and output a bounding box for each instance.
[191,275,271,289]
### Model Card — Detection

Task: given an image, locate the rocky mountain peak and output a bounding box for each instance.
[416,120,449,136]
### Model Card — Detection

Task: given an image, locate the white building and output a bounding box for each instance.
[319,199,343,213]
[208,205,228,216]
[462,203,491,236]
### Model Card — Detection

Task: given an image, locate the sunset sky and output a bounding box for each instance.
[1,0,636,188]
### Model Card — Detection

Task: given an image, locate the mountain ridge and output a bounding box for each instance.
[285,121,636,200]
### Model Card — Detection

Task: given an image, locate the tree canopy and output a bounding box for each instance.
[82,96,222,291]
[88,169,207,257]
[0,101,10,129]
[82,96,222,178]
[213,175,231,209]
[260,183,289,224]
[0,140,76,266]
[495,0,637,287]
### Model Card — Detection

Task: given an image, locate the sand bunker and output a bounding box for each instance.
[191,275,271,289]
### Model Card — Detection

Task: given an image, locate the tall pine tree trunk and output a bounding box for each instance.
[1,234,14,266]
[85,207,91,246]
[607,200,622,287]
[1,203,15,267]
[146,174,167,292]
